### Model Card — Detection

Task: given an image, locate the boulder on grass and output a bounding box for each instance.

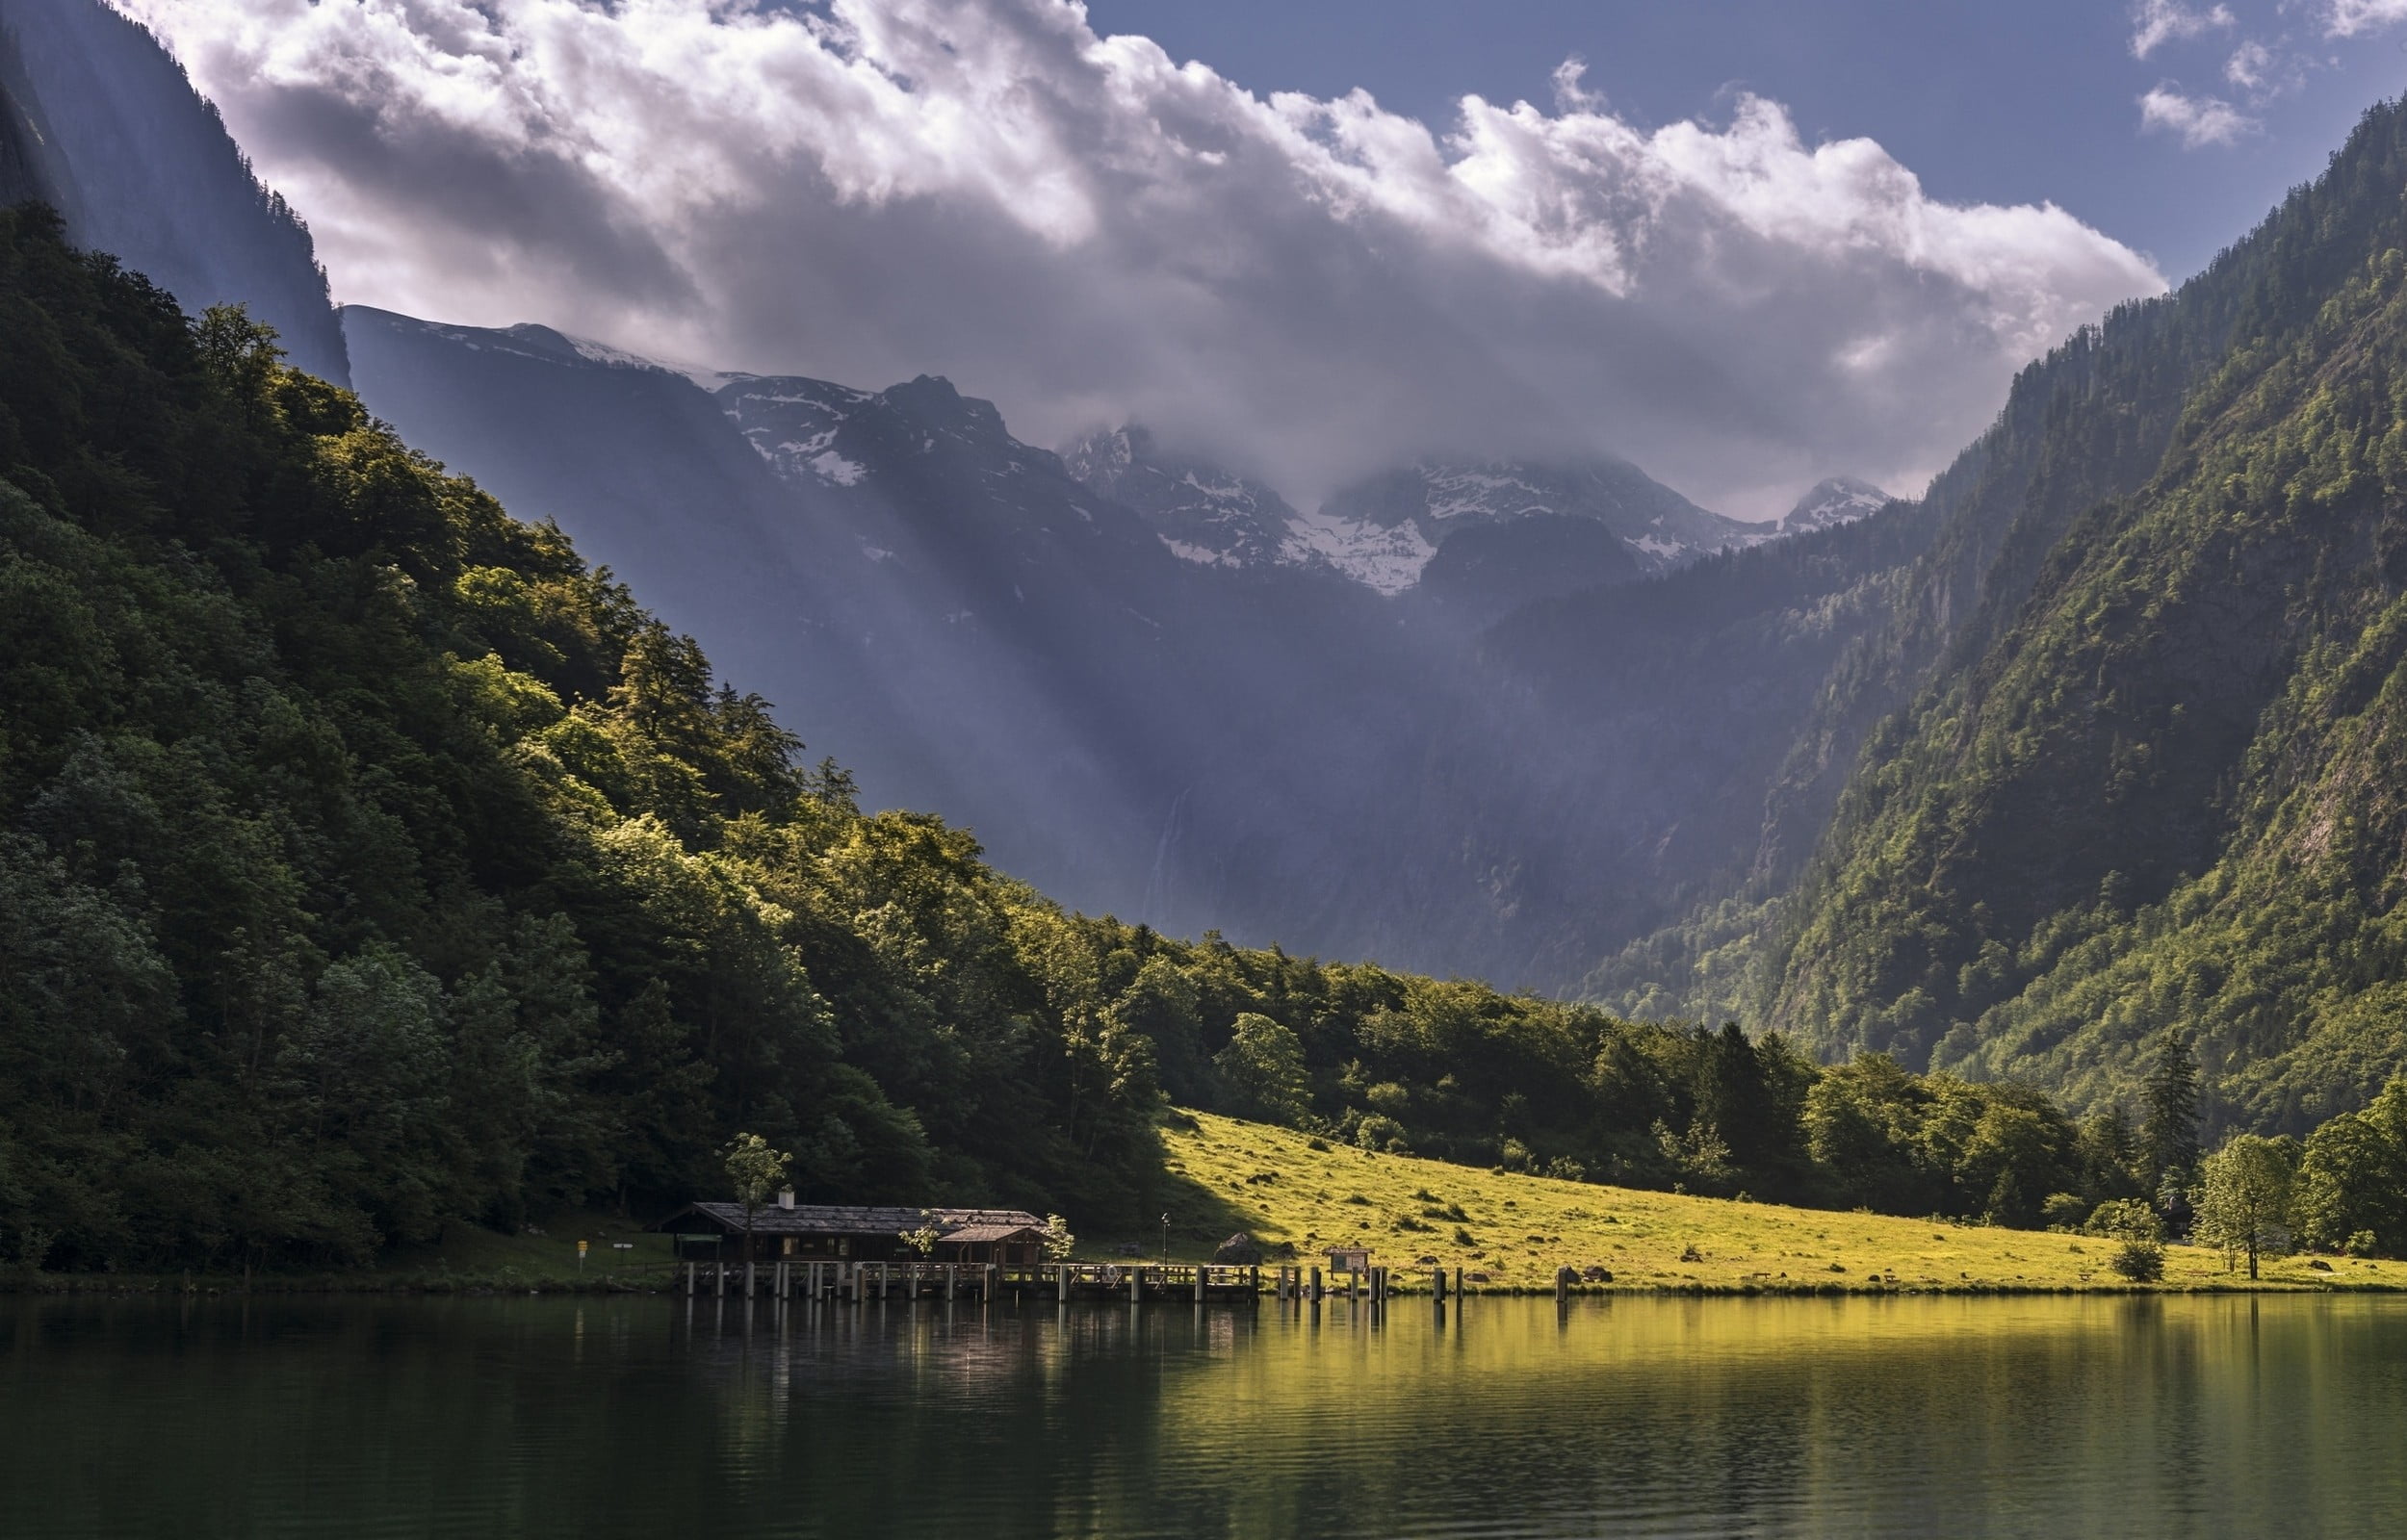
[1212,1232,1266,1265]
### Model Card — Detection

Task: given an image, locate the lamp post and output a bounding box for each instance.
[1160,1213,1170,1265]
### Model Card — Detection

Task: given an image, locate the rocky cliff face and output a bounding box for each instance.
[0,0,348,384]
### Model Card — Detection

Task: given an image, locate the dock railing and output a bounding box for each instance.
[675,1257,1267,1303]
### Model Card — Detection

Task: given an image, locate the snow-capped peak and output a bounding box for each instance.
[1778,476,1893,535]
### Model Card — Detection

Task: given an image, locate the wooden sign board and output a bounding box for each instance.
[1327,1246,1371,1275]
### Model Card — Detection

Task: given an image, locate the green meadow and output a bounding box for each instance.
[1135,1112,2398,1293]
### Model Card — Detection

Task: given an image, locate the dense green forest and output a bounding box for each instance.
[1581,100,2407,1140]
[1762,99,2407,1130]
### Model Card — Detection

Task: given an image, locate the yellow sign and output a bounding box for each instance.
[577,1240,588,1255]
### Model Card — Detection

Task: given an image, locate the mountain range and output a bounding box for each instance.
[14,0,2407,1139]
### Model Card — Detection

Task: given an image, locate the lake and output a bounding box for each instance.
[5,1291,2403,1537]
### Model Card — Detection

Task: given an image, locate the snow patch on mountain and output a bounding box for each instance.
[559,331,744,392]
[1282,507,1438,596]
[1061,425,1317,572]
[1778,475,1893,534]
[1311,458,1768,585]
[716,375,875,486]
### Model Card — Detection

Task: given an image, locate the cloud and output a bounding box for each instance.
[2324,0,2407,37]
[1549,56,1606,115]
[2138,84,2258,146]
[2130,1,2236,59]
[2223,39,2273,90]
[115,0,2164,517]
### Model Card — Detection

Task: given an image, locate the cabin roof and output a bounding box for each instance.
[939,1222,1046,1244]
[655,1202,1044,1238]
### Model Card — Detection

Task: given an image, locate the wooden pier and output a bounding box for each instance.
[681,1258,1266,1304]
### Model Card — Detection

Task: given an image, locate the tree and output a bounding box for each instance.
[898,1210,945,1258]
[722,1133,790,1258]
[2076,1103,2141,1200]
[2290,1110,2407,1256]
[1215,1014,1311,1126]
[2138,1029,2201,1198]
[1957,1098,2074,1228]
[1695,1023,1775,1168]
[2194,1135,2296,1279]
[1802,1054,1931,1212]
[1041,1214,1076,1261]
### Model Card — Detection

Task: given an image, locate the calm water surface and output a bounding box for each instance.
[6,1291,2404,1538]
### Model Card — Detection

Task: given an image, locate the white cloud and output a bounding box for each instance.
[2130,1,2236,58]
[114,0,2165,517]
[1550,56,1606,115]
[2223,39,2272,90]
[2139,84,2258,146]
[2324,0,2407,37]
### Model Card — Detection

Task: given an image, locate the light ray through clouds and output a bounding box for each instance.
[116,0,2167,515]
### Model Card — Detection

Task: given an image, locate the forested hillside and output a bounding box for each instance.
[1714,100,2407,1131]
[0,208,1171,1270]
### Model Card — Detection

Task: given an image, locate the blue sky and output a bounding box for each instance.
[134,0,2407,515]
[1088,0,2405,279]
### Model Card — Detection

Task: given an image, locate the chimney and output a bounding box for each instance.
[777,1188,795,1210]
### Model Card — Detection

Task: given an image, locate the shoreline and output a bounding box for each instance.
[6,1273,2396,1298]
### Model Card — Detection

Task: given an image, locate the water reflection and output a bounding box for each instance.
[4,1293,2405,1537]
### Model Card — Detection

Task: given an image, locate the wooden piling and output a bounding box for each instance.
[1129,1267,1142,1304]
[1194,1265,1206,1304]
[1308,1266,1322,1302]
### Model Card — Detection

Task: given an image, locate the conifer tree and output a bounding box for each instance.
[2139,1030,2201,1199]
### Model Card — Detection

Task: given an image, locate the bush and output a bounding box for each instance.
[2348,1230,2380,1258]
[2083,1198,2163,1244]
[1355,1115,1411,1154]
[2109,1241,2165,1282]
[2041,1193,2091,1231]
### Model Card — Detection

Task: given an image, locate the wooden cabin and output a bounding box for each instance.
[653,1198,1049,1265]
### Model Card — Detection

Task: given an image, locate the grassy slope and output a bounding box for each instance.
[1136,1112,2397,1292]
